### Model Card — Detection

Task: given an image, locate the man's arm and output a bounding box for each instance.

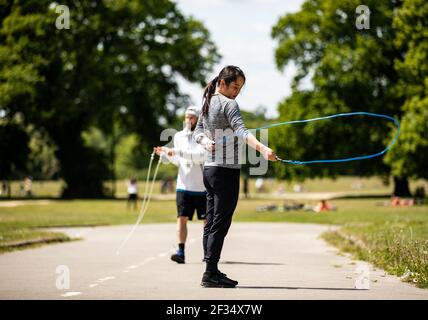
[156,136,180,166]
[170,143,206,164]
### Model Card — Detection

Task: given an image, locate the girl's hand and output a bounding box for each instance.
[261,146,277,162]
[202,137,216,152]
[206,141,216,152]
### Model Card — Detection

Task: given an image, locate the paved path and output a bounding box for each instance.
[0,223,427,300]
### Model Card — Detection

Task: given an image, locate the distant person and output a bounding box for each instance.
[19,183,24,197]
[293,184,302,193]
[154,106,207,265]
[255,177,265,193]
[24,176,32,197]
[0,181,6,196]
[351,180,363,190]
[127,178,138,210]
[276,185,285,195]
[390,196,400,206]
[161,176,175,194]
[390,196,414,207]
[160,178,169,194]
[166,176,175,193]
[414,186,425,205]
[314,200,335,213]
[243,174,249,199]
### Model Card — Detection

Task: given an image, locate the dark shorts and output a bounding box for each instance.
[128,194,137,201]
[176,191,207,221]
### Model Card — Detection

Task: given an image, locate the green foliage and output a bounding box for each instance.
[241,106,274,130]
[270,0,428,188]
[27,125,59,180]
[240,107,277,177]
[385,0,428,179]
[0,0,219,197]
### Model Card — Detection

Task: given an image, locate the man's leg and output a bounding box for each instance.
[172,192,191,264]
[171,216,188,264]
[177,216,188,246]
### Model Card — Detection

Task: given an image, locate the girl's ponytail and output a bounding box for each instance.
[201,76,219,116]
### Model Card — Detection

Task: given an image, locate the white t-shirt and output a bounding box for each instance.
[160,129,206,193]
[127,182,138,194]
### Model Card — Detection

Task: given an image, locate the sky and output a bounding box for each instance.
[175,0,305,118]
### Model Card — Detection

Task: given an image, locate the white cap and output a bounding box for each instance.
[185,106,200,117]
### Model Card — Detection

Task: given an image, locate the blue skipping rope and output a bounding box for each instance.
[246,112,400,165]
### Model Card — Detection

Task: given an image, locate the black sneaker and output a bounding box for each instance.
[171,252,185,264]
[201,271,237,288]
[217,271,238,286]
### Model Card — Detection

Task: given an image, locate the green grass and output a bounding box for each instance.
[0,198,427,288]
[2,176,427,198]
[235,199,428,288]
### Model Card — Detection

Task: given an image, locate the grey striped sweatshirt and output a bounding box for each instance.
[194,93,250,169]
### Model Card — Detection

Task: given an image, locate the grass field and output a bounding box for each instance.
[0,197,427,287]
[2,176,428,198]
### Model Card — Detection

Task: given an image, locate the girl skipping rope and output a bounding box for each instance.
[195,65,277,288]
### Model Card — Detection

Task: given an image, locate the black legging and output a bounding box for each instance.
[203,166,240,263]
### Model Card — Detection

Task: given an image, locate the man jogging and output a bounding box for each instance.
[154,106,207,264]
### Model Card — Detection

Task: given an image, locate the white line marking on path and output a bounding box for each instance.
[61,292,82,297]
[85,247,186,296]
[138,257,156,266]
[98,276,116,282]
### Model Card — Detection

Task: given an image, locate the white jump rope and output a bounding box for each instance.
[116,152,161,255]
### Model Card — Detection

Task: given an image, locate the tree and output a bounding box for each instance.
[27,125,60,180]
[240,107,277,178]
[384,0,428,186]
[0,0,219,197]
[270,0,412,195]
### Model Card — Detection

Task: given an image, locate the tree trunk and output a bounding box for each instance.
[392,176,412,197]
[50,123,109,199]
[110,121,117,198]
[110,138,116,198]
